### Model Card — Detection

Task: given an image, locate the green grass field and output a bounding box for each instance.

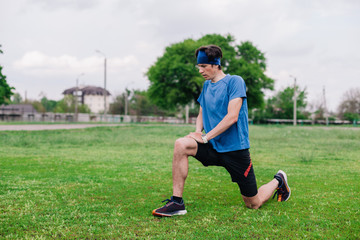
[0,125,359,239]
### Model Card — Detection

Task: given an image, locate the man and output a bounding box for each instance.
[152,45,290,217]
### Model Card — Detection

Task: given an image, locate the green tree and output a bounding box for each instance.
[146,34,274,111]
[147,39,201,111]
[109,89,131,115]
[0,45,15,105]
[110,89,174,116]
[31,100,46,113]
[264,86,308,119]
[11,92,23,104]
[337,88,360,121]
[54,96,72,113]
[130,90,170,117]
[343,112,359,122]
[109,92,127,115]
[40,97,58,112]
[78,104,91,114]
[54,95,90,113]
[227,41,274,108]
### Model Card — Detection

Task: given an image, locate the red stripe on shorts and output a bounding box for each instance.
[244,161,252,178]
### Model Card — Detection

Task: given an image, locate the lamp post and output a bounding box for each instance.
[75,73,84,122]
[289,75,297,126]
[96,50,107,121]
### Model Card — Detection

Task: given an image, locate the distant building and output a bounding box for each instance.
[0,104,38,121]
[63,86,111,114]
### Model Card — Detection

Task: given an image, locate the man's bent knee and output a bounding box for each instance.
[245,203,261,209]
[174,138,187,150]
[174,137,197,156]
[242,195,261,209]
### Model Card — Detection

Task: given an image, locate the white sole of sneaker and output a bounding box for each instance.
[172,210,187,216]
[152,210,187,217]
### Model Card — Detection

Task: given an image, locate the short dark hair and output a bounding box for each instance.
[195,45,223,69]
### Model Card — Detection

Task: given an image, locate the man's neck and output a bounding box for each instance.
[211,71,227,83]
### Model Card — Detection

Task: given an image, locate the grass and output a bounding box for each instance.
[0,125,359,239]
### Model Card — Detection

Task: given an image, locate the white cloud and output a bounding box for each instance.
[28,0,100,11]
[13,51,139,75]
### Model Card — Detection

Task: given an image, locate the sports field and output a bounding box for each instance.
[0,125,359,239]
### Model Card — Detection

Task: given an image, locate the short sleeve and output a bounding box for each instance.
[227,76,247,101]
[197,89,204,105]
[197,81,208,106]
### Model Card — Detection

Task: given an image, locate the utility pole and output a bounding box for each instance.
[323,86,329,125]
[96,50,107,122]
[125,90,128,116]
[290,75,297,126]
[75,73,84,122]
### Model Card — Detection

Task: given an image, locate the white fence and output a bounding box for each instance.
[0,111,357,125]
[262,118,358,125]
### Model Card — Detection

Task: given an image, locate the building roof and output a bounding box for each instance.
[63,86,111,96]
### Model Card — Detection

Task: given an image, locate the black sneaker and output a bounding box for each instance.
[273,170,291,202]
[152,197,187,217]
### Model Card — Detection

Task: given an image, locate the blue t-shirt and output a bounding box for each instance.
[197,74,250,152]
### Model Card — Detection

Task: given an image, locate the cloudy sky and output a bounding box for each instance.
[1,0,359,112]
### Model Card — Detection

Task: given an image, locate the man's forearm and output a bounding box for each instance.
[205,98,242,141]
[205,113,237,141]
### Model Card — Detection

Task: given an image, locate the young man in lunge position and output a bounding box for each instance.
[152,45,290,217]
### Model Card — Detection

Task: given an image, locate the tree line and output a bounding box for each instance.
[1,36,359,122]
[10,93,91,114]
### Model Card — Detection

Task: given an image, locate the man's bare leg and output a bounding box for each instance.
[172,137,198,197]
[152,137,198,217]
[242,179,279,209]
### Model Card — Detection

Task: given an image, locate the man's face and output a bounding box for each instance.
[196,64,218,80]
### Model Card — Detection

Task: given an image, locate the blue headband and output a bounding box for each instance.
[197,50,221,65]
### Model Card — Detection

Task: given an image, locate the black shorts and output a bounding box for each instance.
[194,142,258,197]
